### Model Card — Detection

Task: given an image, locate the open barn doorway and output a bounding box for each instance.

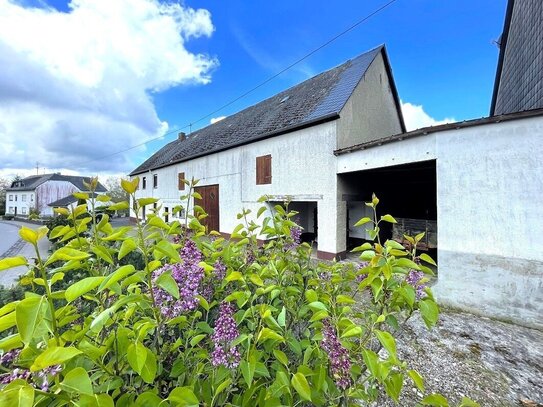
[270,201,318,244]
[340,160,437,259]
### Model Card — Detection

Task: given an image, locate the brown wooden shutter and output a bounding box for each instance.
[178,172,185,190]
[256,155,272,185]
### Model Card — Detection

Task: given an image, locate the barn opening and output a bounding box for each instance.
[340,160,437,260]
[270,201,318,244]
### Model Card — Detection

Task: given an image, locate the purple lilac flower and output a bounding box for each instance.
[36,365,62,392]
[0,368,31,385]
[320,319,352,390]
[152,240,204,319]
[356,261,369,283]
[318,271,331,282]
[214,260,227,280]
[0,349,21,366]
[285,226,302,251]
[245,249,255,265]
[406,269,427,300]
[211,302,241,368]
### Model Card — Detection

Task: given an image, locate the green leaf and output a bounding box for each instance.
[273,349,289,366]
[214,378,232,398]
[395,257,421,270]
[408,369,425,392]
[168,387,199,407]
[341,326,362,338]
[249,274,264,286]
[419,299,439,328]
[362,349,380,378]
[257,327,284,343]
[354,217,372,227]
[108,201,129,211]
[118,239,138,260]
[0,382,34,407]
[277,306,286,327]
[127,342,147,373]
[0,312,16,333]
[79,394,115,407]
[291,372,311,401]
[419,253,437,266]
[155,239,181,262]
[137,197,158,207]
[19,226,38,244]
[384,372,403,402]
[152,271,180,299]
[65,277,105,302]
[304,289,318,303]
[0,256,27,271]
[92,245,114,265]
[459,397,480,407]
[421,393,449,406]
[31,346,82,371]
[381,214,397,223]
[45,247,90,266]
[135,392,162,406]
[241,359,256,387]
[60,367,94,395]
[308,301,327,312]
[98,265,136,292]
[121,178,137,194]
[336,294,355,304]
[225,271,244,283]
[375,330,397,358]
[140,348,157,383]
[189,334,206,347]
[16,296,46,345]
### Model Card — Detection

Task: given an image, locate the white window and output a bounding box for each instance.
[14,195,17,202]
[21,207,27,215]
[9,207,14,213]
[8,195,13,201]
[30,194,34,202]
[22,194,26,202]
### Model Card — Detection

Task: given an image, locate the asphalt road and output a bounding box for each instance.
[0,221,22,256]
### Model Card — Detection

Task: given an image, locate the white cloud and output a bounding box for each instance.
[210,116,226,124]
[0,0,217,175]
[401,102,455,131]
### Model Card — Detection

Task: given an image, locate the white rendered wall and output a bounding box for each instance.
[132,121,343,255]
[336,52,404,150]
[336,117,543,328]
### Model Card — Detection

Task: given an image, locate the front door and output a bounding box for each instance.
[194,184,220,232]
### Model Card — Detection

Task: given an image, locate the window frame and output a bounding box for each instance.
[256,154,272,185]
[178,172,185,191]
[153,174,158,189]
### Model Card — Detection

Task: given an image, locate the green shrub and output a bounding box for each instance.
[0,178,478,407]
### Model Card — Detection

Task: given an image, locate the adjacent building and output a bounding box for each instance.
[6,174,107,217]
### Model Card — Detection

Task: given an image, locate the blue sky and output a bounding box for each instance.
[0,0,507,177]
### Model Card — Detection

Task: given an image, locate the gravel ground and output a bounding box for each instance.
[370,309,543,406]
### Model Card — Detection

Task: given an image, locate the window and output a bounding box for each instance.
[256,155,272,185]
[178,172,185,190]
[153,174,158,188]
[30,194,34,202]
[14,195,17,202]
[22,194,26,202]
[21,207,27,215]
[142,177,147,189]
[8,195,13,201]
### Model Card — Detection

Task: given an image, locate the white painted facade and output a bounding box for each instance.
[131,53,403,258]
[336,115,543,328]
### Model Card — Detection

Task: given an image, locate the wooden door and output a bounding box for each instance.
[194,185,220,232]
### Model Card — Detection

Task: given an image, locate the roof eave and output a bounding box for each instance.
[490,0,515,116]
[129,112,340,176]
[334,107,543,156]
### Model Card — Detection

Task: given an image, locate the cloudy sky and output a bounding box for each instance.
[0,0,506,179]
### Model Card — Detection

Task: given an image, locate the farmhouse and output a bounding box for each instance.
[6,173,107,217]
[130,0,542,328]
[130,45,406,260]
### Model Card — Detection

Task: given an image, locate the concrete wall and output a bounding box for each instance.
[132,121,345,256]
[336,116,543,328]
[336,51,404,150]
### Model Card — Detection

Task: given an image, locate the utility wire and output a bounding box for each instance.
[80,0,398,166]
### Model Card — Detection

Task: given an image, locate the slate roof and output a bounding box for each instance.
[7,174,107,192]
[131,45,404,176]
[48,192,101,207]
[491,0,543,115]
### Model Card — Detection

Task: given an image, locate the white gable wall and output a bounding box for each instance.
[337,116,543,328]
[336,51,404,150]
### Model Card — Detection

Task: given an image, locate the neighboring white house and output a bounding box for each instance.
[6,174,108,217]
[130,45,405,260]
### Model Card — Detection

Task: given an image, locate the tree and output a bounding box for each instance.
[103,176,129,203]
[0,177,10,215]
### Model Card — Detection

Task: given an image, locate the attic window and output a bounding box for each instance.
[256,155,272,185]
[280,96,290,104]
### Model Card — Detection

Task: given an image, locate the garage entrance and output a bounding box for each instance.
[340,160,437,257]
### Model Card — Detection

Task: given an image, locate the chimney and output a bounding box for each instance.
[178,132,186,141]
